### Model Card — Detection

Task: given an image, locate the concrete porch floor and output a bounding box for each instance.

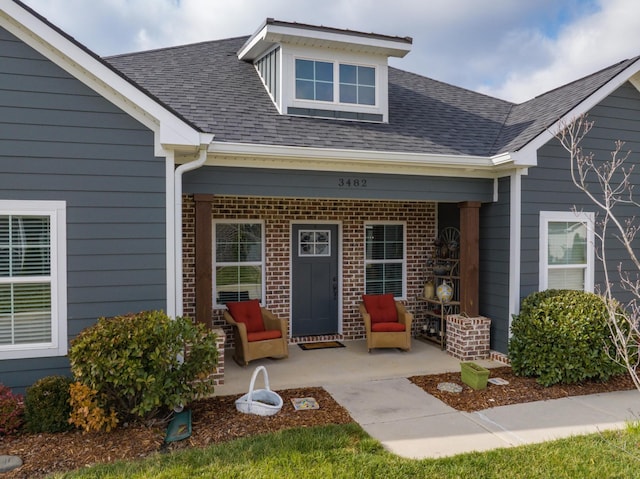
[214,338,502,396]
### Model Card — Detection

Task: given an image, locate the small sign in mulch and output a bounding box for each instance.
[291,397,320,410]
[488,377,510,385]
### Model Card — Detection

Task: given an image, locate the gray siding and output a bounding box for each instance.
[521,82,640,315]
[479,176,511,353]
[183,166,494,202]
[0,27,166,391]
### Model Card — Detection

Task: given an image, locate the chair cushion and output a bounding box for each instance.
[362,293,398,323]
[247,330,283,342]
[227,299,265,333]
[372,322,406,333]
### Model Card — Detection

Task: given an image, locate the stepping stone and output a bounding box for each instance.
[0,455,22,473]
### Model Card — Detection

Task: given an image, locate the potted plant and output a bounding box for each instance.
[460,362,490,390]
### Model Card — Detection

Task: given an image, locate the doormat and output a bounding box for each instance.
[298,341,345,351]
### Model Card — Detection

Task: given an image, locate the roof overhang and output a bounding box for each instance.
[514,57,640,164]
[238,18,412,61]
[176,141,521,179]
[2,1,203,155]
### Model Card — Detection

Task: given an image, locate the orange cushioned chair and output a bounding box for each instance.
[360,293,413,353]
[223,299,289,366]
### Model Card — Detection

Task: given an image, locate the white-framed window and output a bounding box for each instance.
[539,211,594,292]
[364,223,405,297]
[339,64,375,105]
[0,200,67,360]
[295,59,333,102]
[213,220,265,306]
[295,58,376,106]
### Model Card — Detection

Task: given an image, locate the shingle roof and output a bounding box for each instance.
[105,36,639,157]
[497,57,640,153]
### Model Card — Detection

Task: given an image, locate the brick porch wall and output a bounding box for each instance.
[182,195,436,348]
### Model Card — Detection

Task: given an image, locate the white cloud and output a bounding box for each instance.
[18,0,640,102]
[481,0,640,102]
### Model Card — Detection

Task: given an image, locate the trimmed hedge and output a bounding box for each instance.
[509,289,626,386]
[24,375,73,433]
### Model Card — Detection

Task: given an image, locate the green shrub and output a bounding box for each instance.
[509,289,627,386]
[24,375,73,433]
[0,384,24,436]
[69,310,218,423]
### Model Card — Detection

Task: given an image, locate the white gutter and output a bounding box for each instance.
[208,141,505,167]
[172,136,214,317]
[508,169,523,336]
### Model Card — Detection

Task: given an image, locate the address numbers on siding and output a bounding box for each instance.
[338,178,368,187]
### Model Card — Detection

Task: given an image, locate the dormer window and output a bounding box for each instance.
[340,64,375,105]
[295,60,333,101]
[295,59,377,106]
[238,18,412,123]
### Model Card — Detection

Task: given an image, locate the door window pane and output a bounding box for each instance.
[299,230,331,257]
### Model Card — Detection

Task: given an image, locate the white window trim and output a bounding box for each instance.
[0,200,67,360]
[212,219,266,309]
[293,57,379,108]
[539,210,594,292]
[364,221,407,299]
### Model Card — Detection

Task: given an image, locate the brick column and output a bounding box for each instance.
[446,314,490,360]
[209,328,226,387]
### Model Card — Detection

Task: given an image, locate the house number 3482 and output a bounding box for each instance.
[338,178,367,187]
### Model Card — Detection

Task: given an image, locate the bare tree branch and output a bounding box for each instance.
[555,114,640,389]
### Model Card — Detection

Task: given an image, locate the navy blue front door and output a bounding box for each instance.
[291,224,339,336]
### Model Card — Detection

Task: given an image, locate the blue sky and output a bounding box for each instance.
[20,0,640,102]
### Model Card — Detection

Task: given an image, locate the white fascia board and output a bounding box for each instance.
[237,23,270,60]
[267,27,412,58]
[2,3,202,151]
[515,58,640,162]
[238,22,411,61]
[203,142,516,178]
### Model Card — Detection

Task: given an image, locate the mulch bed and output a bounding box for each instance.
[409,366,636,412]
[1,367,636,478]
[0,387,351,479]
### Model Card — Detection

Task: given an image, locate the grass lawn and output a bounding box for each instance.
[54,422,640,479]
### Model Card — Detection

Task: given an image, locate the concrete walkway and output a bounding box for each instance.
[325,378,640,458]
[216,340,640,458]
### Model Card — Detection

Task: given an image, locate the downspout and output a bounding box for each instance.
[173,136,214,317]
[508,169,523,336]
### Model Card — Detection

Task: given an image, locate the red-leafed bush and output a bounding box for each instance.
[0,383,24,436]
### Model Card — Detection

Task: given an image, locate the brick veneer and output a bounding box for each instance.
[445,314,491,360]
[210,328,225,386]
[182,195,436,348]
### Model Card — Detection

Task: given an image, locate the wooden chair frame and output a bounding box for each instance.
[360,301,413,353]
[223,307,289,366]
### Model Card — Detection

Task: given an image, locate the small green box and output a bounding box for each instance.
[460,362,490,390]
